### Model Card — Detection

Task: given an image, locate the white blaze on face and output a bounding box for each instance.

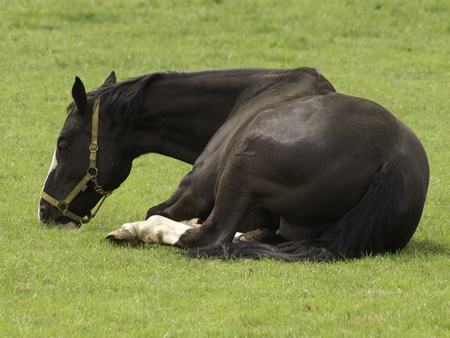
[38,149,58,219]
[42,149,58,189]
[48,149,58,175]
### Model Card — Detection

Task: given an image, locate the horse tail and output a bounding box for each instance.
[187,240,336,261]
[188,161,414,261]
[321,161,405,259]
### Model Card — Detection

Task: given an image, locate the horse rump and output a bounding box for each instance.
[188,161,412,261]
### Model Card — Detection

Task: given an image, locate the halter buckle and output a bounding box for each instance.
[89,142,98,152]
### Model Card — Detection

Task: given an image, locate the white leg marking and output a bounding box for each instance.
[116,216,192,246]
[108,217,241,246]
[142,216,192,245]
[180,218,202,227]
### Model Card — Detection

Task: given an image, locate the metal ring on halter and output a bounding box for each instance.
[88,167,99,179]
[59,202,68,212]
[89,143,98,152]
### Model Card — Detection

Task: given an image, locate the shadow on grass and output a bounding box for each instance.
[403,238,450,256]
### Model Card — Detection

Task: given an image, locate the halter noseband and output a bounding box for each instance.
[40,97,112,225]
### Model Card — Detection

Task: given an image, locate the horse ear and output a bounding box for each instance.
[72,76,87,114]
[102,71,117,86]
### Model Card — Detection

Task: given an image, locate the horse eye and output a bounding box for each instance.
[57,142,70,153]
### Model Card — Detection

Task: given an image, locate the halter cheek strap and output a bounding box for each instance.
[40,97,112,225]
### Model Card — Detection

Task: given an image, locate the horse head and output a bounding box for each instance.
[38,72,133,227]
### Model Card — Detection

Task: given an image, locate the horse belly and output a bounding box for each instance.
[262,173,369,224]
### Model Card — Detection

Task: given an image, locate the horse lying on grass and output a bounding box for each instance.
[38,67,429,261]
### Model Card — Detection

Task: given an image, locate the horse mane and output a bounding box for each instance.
[67,73,164,130]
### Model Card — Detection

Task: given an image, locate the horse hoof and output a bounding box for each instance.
[105,228,144,246]
[187,218,202,227]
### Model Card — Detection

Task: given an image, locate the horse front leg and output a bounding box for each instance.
[145,171,193,220]
[105,216,202,247]
[145,169,214,222]
[105,216,247,247]
[173,180,256,248]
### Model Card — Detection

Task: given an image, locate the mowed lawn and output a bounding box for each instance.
[1,0,449,336]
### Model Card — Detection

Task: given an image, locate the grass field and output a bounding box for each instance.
[1,0,449,336]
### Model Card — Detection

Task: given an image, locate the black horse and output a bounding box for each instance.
[38,67,429,261]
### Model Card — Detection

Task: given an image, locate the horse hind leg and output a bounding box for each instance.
[234,228,285,245]
[232,208,283,244]
[180,218,203,226]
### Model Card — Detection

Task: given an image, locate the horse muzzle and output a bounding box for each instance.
[38,198,82,228]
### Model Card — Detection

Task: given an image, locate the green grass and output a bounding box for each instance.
[1,0,449,336]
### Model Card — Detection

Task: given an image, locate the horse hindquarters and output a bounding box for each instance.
[189,157,427,261]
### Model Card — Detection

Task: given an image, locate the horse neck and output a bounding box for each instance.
[123,68,335,164]
[128,71,250,164]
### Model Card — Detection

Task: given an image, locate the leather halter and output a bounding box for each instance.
[40,97,112,225]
